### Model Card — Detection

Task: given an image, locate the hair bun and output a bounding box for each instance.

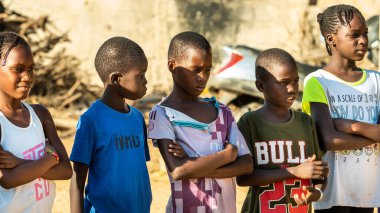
[317,13,324,25]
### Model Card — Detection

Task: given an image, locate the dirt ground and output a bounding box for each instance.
[52,136,249,213]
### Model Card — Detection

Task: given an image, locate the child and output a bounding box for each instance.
[148,31,253,213]
[69,37,152,213]
[237,48,328,213]
[302,4,380,213]
[0,32,72,212]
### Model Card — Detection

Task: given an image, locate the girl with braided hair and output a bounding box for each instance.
[0,32,72,212]
[302,4,380,213]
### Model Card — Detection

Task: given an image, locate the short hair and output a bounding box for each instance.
[0,32,31,66]
[317,4,366,55]
[94,37,146,82]
[255,48,296,81]
[168,31,211,61]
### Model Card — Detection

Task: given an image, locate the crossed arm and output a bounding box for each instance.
[310,102,378,150]
[0,104,72,189]
[157,139,253,181]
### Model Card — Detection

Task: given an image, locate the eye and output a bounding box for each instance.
[278,81,288,86]
[14,67,24,73]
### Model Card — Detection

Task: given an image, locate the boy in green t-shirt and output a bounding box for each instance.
[237,48,329,213]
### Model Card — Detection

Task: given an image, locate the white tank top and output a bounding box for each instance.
[0,102,56,213]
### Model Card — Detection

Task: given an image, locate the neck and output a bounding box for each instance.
[100,86,129,113]
[259,104,291,123]
[167,84,199,103]
[326,54,358,73]
[0,92,23,112]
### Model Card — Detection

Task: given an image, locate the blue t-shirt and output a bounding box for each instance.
[70,100,152,213]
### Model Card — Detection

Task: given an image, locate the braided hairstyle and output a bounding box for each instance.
[0,32,31,66]
[317,4,366,55]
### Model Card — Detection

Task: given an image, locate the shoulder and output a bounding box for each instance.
[292,110,314,127]
[29,103,53,122]
[364,69,380,77]
[293,110,312,121]
[129,106,144,120]
[238,111,258,125]
[304,69,324,83]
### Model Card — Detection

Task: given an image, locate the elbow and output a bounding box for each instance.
[0,178,15,189]
[236,175,250,187]
[170,167,189,181]
[58,161,73,180]
[63,163,73,180]
[320,135,339,151]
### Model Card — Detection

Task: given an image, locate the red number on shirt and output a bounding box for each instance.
[259,179,312,213]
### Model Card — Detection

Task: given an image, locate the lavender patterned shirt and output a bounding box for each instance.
[148,98,250,213]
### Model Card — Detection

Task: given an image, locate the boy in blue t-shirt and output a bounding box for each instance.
[69,37,151,213]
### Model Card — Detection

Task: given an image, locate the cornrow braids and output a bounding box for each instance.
[0,32,31,66]
[317,4,366,55]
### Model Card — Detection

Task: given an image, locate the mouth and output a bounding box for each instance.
[17,85,31,91]
[356,49,367,55]
[196,86,205,92]
[287,96,296,102]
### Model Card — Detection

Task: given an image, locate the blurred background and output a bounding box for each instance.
[1,0,379,212]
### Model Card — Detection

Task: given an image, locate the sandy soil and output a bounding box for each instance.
[52,137,249,213]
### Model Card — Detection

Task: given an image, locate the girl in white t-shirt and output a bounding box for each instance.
[0,32,72,213]
[302,4,380,213]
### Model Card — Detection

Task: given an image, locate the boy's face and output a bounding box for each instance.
[257,62,299,109]
[0,46,35,100]
[332,13,368,61]
[171,47,212,97]
[117,57,148,100]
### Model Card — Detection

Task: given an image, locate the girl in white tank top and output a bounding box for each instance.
[0,32,72,213]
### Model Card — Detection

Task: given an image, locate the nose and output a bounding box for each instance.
[21,70,33,82]
[197,71,208,82]
[286,82,298,94]
[359,34,368,46]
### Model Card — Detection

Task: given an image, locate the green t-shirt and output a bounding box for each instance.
[238,110,323,213]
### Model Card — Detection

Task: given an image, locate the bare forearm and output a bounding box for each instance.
[317,126,375,150]
[0,154,56,189]
[351,122,380,142]
[205,155,253,179]
[41,160,72,180]
[171,151,234,180]
[70,178,85,213]
[311,103,376,150]
[236,168,295,186]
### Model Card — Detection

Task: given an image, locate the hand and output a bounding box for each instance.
[294,186,322,205]
[0,146,23,169]
[288,155,329,180]
[44,139,57,154]
[168,141,187,158]
[223,143,238,162]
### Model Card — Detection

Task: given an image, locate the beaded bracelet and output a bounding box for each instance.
[46,150,60,164]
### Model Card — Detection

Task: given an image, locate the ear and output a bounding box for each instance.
[168,60,176,73]
[255,80,264,92]
[325,33,335,46]
[109,72,122,85]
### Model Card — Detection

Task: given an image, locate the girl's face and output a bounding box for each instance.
[171,47,212,97]
[0,45,35,100]
[332,13,368,61]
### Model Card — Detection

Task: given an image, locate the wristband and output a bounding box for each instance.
[314,187,323,201]
[46,150,60,164]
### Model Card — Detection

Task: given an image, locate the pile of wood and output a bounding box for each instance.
[0,2,102,113]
